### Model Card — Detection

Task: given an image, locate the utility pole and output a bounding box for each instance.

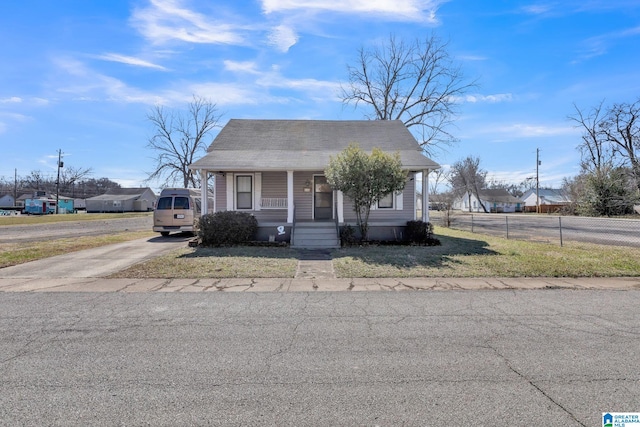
[56,149,64,214]
[536,148,541,214]
[13,168,17,206]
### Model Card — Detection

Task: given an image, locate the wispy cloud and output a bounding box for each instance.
[223,60,261,74]
[95,53,169,70]
[130,0,247,45]
[261,0,444,23]
[575,25,640,62]
[492,123,577,138]
[520,3,553,15]
[460,93,513,103]
[0,97,22,104]
[268,25,299,52]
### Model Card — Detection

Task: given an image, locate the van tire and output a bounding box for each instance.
[160,232,170,237]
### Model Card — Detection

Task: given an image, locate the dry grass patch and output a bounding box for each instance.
[0,231,156,268]
[110,246,299,279]
[332,226,640,278]
[0,212,151,226]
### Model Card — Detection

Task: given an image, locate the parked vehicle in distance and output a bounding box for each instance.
[153,188,209,236]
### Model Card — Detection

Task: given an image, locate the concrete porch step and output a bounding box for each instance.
[292,223,340,249]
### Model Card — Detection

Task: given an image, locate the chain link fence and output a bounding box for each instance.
[429,211,640,247]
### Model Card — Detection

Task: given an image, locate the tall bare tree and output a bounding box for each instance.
[147,96,222,188]
[341,34,475,155]
[568,101,616,174]
[601,98,640,190]
[449,155,487,212]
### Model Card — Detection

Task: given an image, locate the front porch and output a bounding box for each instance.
[195,169,433,248]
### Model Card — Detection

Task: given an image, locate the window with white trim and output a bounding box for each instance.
[236,175,253,210]
[377,192,394,209]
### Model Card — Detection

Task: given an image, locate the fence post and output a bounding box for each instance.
[471,214,474,233]
[506,215,509,239]
[559,216,563,247]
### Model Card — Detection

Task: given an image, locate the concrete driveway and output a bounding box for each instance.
[0,235,190,279]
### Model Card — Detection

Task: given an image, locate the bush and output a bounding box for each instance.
[405,220,441,246]
[340,224,358,246]
[198,211,258,246]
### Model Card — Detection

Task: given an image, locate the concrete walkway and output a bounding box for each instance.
[0,276,639,293]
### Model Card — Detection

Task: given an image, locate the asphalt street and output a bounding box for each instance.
[1,290,638,426]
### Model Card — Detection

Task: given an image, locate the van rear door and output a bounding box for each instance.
[154,196,175,228]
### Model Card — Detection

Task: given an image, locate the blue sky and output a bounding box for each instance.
[2,0,639,192]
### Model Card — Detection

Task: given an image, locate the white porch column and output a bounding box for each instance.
[422,169,429,222]
[287,170,294,223]
[200,169,208,215]
[337,190,344,223]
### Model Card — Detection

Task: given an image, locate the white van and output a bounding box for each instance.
[153,188,208,236]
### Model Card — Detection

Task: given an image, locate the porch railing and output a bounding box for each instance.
[260,197,288,209]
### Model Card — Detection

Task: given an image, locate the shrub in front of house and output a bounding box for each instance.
[198,211,258,246]
[405,220,441,246]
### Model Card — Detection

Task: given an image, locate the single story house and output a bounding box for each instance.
[0,194,15,207]
[522,188,570,213]
[86,187,156,213]
[189,119,440,248]
[454,189,524,213]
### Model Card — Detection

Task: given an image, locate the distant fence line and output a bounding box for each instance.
[429,211,640,248]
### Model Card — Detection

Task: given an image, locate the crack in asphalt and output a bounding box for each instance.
[487,343,587,426]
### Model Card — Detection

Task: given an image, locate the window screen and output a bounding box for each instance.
[236,176,252,209]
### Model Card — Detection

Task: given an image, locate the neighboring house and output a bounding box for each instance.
[454,189,524,213]
[86,188,156,213]
[522,188,570,213]
[0,194,15,207]
[189,119,440,247]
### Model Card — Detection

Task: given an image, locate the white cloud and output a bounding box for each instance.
[131,0,246,45]
[261,0,444,22]
[575,25,640,62]
[268,25,299,52]
[223,60,261,74]
[520,4,553,15]
[96,53,168,70]
[461,93,513,103]
[493,123,577,138]
[0,97,22,104]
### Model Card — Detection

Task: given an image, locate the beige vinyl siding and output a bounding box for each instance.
[261,172,287,199]
[253,210,288,222]
[343,178,415,223]
[215,174,227,211]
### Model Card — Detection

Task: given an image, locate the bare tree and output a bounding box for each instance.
[449,155,488,212]
[428,167,449,195]
[568,101,616,174]
[147,96,222,188]
[600,98,640,190]
[59,166,93,196]
[342,34,475,155]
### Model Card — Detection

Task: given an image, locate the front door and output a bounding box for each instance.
[314,176,333,220]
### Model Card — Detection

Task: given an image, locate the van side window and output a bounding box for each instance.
[174,197,190,210]
[157,197,173,210]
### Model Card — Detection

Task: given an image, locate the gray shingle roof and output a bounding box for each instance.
[190,119,440,171]
[479,189,523,203]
